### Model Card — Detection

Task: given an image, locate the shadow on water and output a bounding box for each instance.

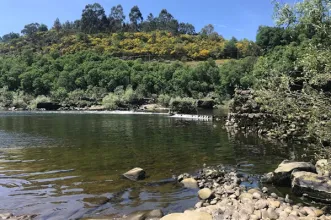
[0,111,313,219]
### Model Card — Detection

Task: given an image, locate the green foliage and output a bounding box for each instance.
[0,87,13,107]
[169,97,197,114]
[28,95,51,110]
[219,56,257,96]
[102,93,120,110]
[157,94,171,107]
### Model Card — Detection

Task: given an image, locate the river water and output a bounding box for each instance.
[0,111,308,219]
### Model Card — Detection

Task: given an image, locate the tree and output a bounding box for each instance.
[1,32,20,42]
[21,23,40,36]
[38,24,48,32]
[200,24,215,36]
[157,9,179,34]
[141,13,157,32]
[53,18,62,32]
[224,37,239,58]
[81,3,108,34]
[178,23,196,35]
[109,4,125,32]
[129,6,143,32]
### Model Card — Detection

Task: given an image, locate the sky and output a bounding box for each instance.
[0,0,295,40]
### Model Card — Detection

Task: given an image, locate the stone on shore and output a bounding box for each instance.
[123,168,146,181]
[198,188,213,200]
[262,160,316,186]
[160,211,212,220]
[181,178,198,188]
[292,171,331,202]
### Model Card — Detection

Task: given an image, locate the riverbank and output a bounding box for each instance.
[161,162,331,220]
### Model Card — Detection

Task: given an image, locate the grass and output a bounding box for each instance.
[185,59,231,66]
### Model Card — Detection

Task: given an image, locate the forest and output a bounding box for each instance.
[0,1,331,152]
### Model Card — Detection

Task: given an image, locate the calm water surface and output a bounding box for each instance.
[0,112,307,219]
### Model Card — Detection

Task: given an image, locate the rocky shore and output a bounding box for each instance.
[0,213,36,220]
[160,160,331,220]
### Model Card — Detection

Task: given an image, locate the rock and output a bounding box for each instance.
[177,173,190,182]
[249,214,259,220]
[253,210,262,219]
[89,105,106,111]
[265,161,316,186]
[126,209,164,220]
[252,192,262,200]
[198,188,213,200]
[270,193,278,199]
[123,168,146,181]
[239,193,253,201]
[316,159,330,177]
[247,188,261,194]
[287,215,299,220]
[314,209,324,217]
[255,199,268,210]
[302,207,315,216]
[290,210,299,217]
[267,208,280,220]
[148,209,164,219]
[0,213,13,219]
[181,178,198,188]
[202,168,223,178]
[262,187,268,193]
[292,171,331,202]
[160,211,212,220]
[195,201,203,209]
[279,211,289,218]
[210,199,217,205]
[269,200,281,209]
[241,203,254,215]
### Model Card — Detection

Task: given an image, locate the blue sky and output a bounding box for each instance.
[0,0,295,40]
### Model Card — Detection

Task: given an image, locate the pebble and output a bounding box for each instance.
[269,200,281,209]
[252,192,262,199]
[270,193,278,199]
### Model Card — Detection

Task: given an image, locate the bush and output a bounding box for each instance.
[0,87,13,107]
[28,95,51,110]
[12,92,31,109]
[157,94,171,107]
[102,93,120,110]
[169,97,197,114]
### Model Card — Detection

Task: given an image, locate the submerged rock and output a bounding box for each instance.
[181,178,198,188]
[292,171,331,203]
[123,168,146,181]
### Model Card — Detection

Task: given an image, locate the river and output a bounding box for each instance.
[0,111,308,219]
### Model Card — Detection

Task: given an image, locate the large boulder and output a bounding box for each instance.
[262,160,316,186]
[123,168,146,181]
[161,211,212,220]
[316,159,330,177]
[292,171,331,203]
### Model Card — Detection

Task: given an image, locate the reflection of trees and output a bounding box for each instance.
[226,129,312,174]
